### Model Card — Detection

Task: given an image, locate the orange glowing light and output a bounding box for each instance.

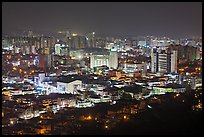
[13,67,17,71]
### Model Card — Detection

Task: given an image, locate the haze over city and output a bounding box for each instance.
[2,2,202,38]
[2,2,202,135]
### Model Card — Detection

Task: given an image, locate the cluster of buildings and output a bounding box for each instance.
[2,31,202,130]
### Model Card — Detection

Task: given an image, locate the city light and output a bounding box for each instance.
[72,33,77,36]
[10,120,14,125]
[2,2,202,135]
[87,115,92,120]
[12,67,17,71]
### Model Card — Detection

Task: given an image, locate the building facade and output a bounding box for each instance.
[109,48,118,69]
[151,47,177,73]
[90,54,109,69]
[57,80,82,94]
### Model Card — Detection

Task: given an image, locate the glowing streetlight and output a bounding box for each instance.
[72,33,77,36]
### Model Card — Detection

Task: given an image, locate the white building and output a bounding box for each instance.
[55,43,69,56]
[88,95,112,103]
[57,80,82,94]
[170,50,177,73]
[55,43,62,55]
[109,48,118,69]
[122,63,147,73]
[76,99,94,108]
[90,54,109,69]
[151,48,177,73]
[90,48,118,69]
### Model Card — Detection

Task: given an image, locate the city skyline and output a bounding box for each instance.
[2,2,202,135]
[2,2,202,38]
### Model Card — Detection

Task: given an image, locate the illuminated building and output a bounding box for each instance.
[141,44,151,57]
[122,63,147,74]
[90,54,109,69]
[38,73,46,84]
[88,94,111,103]
[151,47,177,73]
[54,43,69,56]
[90,47,118,69]
[55,43,62,55]
[109,48,118,69]
[39,36,55,49]
[2,35,56,55]
[61,46,69,56]
[57,80,82,94]
[76,99,94,108]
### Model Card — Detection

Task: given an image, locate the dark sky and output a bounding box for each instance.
[2,2,202,38]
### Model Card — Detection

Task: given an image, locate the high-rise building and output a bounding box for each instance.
[2,34,56,55]
[90,54,109,69]
[151,48,158,73]
[86,32,96,48]
[70,34,87,50]
[58,29,71,46]
[36,36,55,51]
[55,43,62,55]
[151,47,177,73]
[109,48,118,69]
[169,50,177,73]
[168,44,200,62]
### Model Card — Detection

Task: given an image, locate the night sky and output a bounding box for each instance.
[2,2,202,38]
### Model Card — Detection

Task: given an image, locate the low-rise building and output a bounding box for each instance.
[57,79,82,94]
